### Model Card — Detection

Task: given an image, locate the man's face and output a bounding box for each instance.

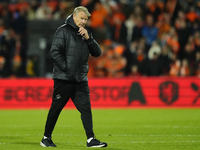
[73,11,88,28]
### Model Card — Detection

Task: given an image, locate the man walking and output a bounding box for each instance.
[40,6,107,148]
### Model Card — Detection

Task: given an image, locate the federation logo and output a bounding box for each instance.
[159,81,179,105]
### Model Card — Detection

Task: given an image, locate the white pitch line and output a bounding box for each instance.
[109,134,200,137]
[131,141,200,143]
[1,133,200,137]
[108,141,200,144]
[1,141,200,145]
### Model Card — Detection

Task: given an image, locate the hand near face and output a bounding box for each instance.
[78,27,89,40]
[73,11,90,40]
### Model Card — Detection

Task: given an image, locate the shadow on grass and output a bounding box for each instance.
[5,142,125,150]
[10,142,39,146]
[0,136,20,140]
[56,142,125,150]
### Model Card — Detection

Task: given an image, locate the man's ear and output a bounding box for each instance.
[73,13,76,19]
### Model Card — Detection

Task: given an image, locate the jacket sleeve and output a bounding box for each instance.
[86,32,102,57]
[50,27,67,72]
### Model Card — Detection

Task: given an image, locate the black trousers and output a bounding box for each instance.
[44,79,94,139]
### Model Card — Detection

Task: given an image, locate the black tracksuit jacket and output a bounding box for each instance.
[50,14,101,82]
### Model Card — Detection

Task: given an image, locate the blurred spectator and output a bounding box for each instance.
[159,45,172,75]
[145,0,164,23]
[148,41,161,60]
[95,39,112,77]
[131,16,144,42]
[188,34,195,51]
[104,45,127,77]
[35,1,53,20]
[90,2,108,29]
[194,30,200,51]
[123,37,149,76]
[169,54,180,76]
[0,28,16,60]
[132,0,146,19]
[174,10,186,29]
[95,42,127,77]
[138,37,149,53]
[128,65,141,77]
[165,0,177,17]
[180,59,190,76]
[186,6,199,23]
[0,18,5,37]
[26,54,39,77]
[182,42,195,66]
[26,0,40,20]
[0,55,10,77]
[53,1,74,20]
[46,0,58,12]
[118,14,143,46]
[110,5,126,43]
[89,1,108,42]
[13,8,27,34]
[0,4,12,29]
[157,32,167,47]
[133,44,148,75]
[156,12,171,38]
[16,0,30,15]
[142,14,158,49]
[83,0,99,13]
[87,55,97,78]
[118,14,135,46]
[145,51,163,76]
[10,54,24,78]
[175,11,191,59]
[165,0,180,25]
[166,26,180,55]
[123,40,138,75]
[194,51,200,77]
[180,0,196,13]
[196,0,200,15]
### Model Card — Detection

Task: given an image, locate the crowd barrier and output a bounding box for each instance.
[0,77,200,109]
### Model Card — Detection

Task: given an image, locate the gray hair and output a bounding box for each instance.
[73,6,91,17]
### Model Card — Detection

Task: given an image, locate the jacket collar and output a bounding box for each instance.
[65,14,79,32]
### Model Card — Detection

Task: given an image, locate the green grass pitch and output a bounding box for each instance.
[0,108,200,150]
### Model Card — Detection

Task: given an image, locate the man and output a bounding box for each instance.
[40,6,107,148]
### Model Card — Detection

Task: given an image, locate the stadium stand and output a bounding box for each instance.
[0,0,200,78]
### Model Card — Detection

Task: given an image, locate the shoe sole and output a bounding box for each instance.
[87,144,107,148]
[40,142,47,147]
[40,142,56,147]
